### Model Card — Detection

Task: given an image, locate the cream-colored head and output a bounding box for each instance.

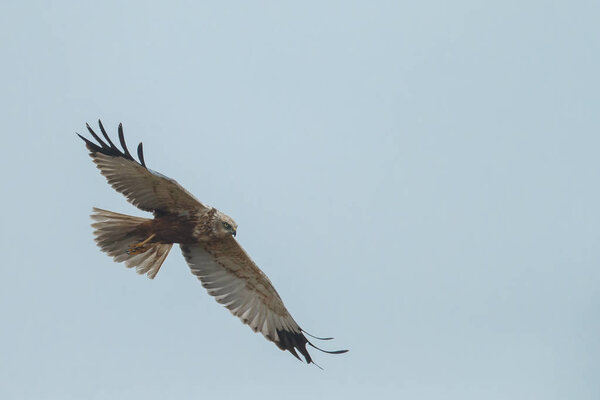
[212,210,238,238]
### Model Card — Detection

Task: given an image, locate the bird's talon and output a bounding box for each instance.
[127,233,156,255]
[127,244,148,255]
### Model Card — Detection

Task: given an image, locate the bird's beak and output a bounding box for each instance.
[233,230,237,237]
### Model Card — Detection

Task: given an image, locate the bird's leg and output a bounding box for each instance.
[127,233,156,255]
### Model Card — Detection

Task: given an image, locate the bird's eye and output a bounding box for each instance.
[223,222,231,229]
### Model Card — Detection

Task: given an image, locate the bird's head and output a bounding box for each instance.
[213,210,238,238]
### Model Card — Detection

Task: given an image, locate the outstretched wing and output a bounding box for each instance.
[78,120,207,214]
[180,238,347,364]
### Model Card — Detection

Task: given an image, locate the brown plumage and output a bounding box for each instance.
[78,120,347,365]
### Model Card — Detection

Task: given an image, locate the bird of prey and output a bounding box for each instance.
[78,121,347,365]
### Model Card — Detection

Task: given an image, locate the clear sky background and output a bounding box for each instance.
[1,1,598,399]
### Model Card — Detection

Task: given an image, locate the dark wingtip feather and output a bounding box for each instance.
[78,121,147,168]
[76,132,91,144]
[276,329,312,364]
[97,119,118,150]
[77,132,100,152]
[301,329,335,341]
[117,123,134,160]
[275,328,348,366]
[137,142,146,167]
[86,122,106,147]
[307,341,349,355]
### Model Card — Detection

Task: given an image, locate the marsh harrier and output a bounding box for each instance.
[78,121,347,365]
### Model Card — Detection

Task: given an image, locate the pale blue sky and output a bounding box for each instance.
[1,1,599,399]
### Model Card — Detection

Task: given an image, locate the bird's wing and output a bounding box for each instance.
[180,237,347,364]
[78,121,207,214]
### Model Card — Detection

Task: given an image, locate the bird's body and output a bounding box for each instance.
[78,121,346,365]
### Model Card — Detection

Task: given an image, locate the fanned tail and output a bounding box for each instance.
[90,208,172,279]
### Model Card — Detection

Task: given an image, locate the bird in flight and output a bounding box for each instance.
[78,121,347,366]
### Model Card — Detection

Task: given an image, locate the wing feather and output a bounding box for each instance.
[78,121,207,214]
[180,238,346,364]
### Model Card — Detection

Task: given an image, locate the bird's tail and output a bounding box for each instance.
[90,207,172,279]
